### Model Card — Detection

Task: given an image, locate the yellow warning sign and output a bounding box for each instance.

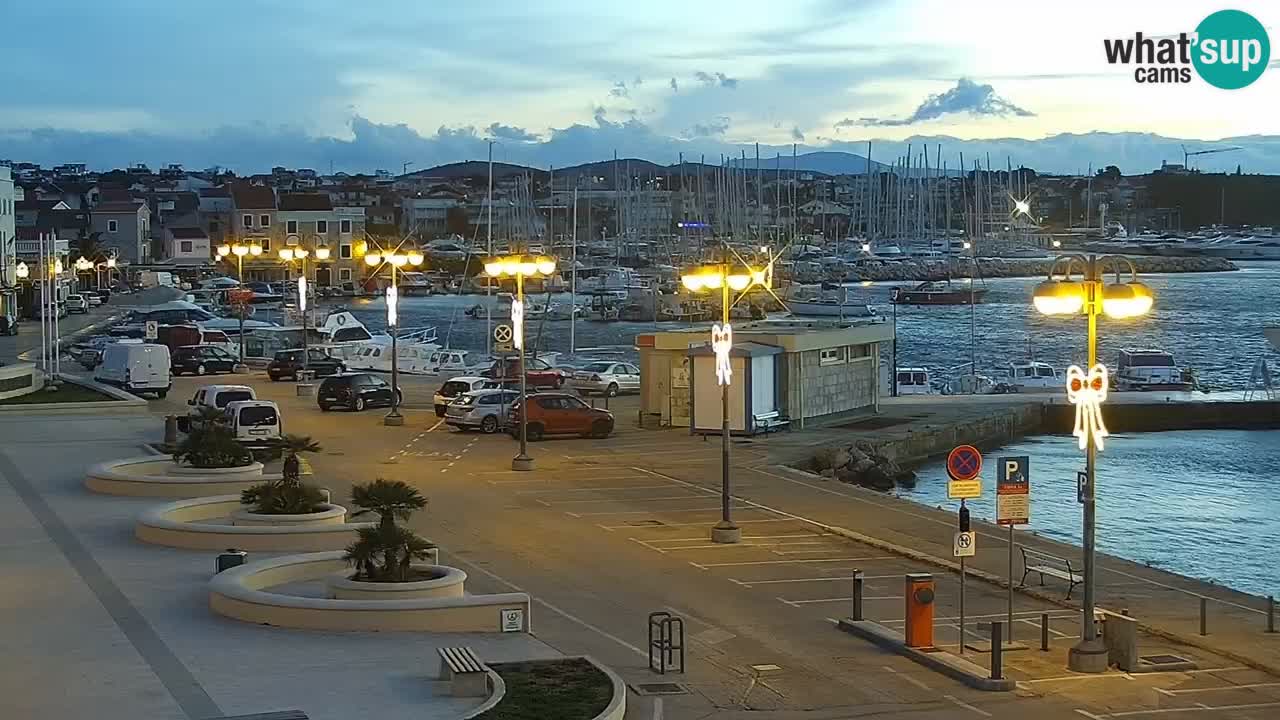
[947,478,982,500]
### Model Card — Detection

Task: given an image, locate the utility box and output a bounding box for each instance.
[904,573,935,649]
[1103,612,1137,671]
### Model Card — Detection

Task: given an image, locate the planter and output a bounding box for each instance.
[230,503,347,527]
[136,496,373,552]
[169,462,264,477]
[86,457,272,497]
[326,559,459,601]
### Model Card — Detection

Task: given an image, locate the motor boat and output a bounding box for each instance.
[787,288,879,319]
[893,281,987,305]
[341,328,442,374]
[1200,236,1280,260]
[1001,361,1060,391]
[1114,349,1195,391]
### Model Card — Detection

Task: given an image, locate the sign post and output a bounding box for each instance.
[998,456,1030,644]
[494,323,514,354]
[144,321,159,341]
[946,445,982,654]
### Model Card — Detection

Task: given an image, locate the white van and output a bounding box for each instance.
[223,400,282,448]
[95,341,172,398]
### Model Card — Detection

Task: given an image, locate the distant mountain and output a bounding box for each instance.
[729,151,888,175]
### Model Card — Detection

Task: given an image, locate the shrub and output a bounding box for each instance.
[343,479,435,582]
[241,481,328,515]
[173,420,252,469]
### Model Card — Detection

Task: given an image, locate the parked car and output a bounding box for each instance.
[481,357,567,389]
[267,348,345,381]
[94,341,171,398]
[171,345,239,376]
[433,375,500,416]
[86,293,103,307]
[223,400,282,448]
[508,393,614,440]
[445,388,520,433]
[179,384,256,432]
[571,361,641,397]
[66,294,89,314]
[317,372,401,412]
[91,288,111,303]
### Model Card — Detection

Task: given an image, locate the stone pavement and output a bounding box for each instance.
[0,412,559,720]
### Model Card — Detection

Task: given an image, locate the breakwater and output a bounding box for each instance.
[836,255,1236,283]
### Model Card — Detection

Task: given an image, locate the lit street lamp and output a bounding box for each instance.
[680,254,770,544]
[484,255,557,471]
[280,245,330,375]
[1032,254,1153,673]
[217,241,264,363]
[365,247,424,426]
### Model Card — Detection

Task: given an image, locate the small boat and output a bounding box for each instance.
[893,281,987,306]
[788,288,879,318]
[1001,361,1060,391]
[1114,349,1195,391]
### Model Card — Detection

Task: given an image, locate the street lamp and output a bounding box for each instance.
[365,248,424,426]
[217,241,263,363]
[280,246,320,375]
[484,255,558,471]
[1032,254,1153,673]
[15,262,28,279]
[680,253,770,544]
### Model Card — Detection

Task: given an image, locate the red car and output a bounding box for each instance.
[482,357,566,389]
[508,393,614,441]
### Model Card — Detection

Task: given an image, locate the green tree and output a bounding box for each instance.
[343,479,434,582]
[173,416,252,469]
[240,434,325,515]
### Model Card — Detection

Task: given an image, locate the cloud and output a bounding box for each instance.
[682,117,731,139]
[833,118,858,130]
[791,126,806,141]
[859,78,1034,127]
[609,81,629,98]
[669,77,679,92]
[485,122,539,142]
[693,71,738,88]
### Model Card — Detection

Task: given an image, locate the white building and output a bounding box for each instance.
[0,166,15,288]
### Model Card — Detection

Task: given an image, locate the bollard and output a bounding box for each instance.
[1200,597,1208,636]
[1268,596,1276,634]
[990,621,1004,680]
[1040,613,1050,652]
[851,569,864,622]
[163,415,178,445]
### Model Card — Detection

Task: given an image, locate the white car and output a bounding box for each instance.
[86,294,104,307]
[66,294,89,314]
[571,361,641,397]
[433,375,501,416]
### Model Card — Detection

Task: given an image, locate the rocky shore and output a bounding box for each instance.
[825,255,1237,283]
[810,441,917,492]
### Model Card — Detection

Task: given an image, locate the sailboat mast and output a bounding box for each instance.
[486,140,494,358]
[571,186,578,354]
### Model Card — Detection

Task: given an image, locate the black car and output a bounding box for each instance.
[267,348,345,381]
[171,345,239,376]
[317,372,402,412]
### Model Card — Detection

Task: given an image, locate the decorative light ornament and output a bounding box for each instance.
[511,298,524,350]
[297,276,307,313]
[1066,364,1109,451]
[385,285,398,327]
[712,323,733,386]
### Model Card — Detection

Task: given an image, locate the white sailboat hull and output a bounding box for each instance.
[787,299,876,318]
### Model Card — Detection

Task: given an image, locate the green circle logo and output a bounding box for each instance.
[1192,10,1270,89]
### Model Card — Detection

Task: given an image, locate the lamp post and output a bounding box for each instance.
[217,241,264,364]
[365,248,424,426]
[280,246,328,373]
[680,255,769,544]
[75,256,93,293]
[1032,254,1153,673]
[484,255,558,471]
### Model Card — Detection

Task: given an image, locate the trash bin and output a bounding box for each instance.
[216,549,247,574]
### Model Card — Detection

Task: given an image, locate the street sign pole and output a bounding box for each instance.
[997,456,1030,646]
[1008,522,1014,642]
[960,499,967,656]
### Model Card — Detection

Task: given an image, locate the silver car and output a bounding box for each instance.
[571,361,641,397]
[444,388,520,433]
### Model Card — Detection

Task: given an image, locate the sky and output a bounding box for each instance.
[1,0,1278,174]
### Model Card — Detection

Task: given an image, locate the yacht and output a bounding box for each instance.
[892,281,987,306]
[787,288,879,319]
[1001,361,1060,391]
[341,327,442,374]
[1200,236,1280,260]
[1115,349,1195,391]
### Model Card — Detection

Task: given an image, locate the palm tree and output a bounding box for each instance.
[277,434,321,485]
[344,479,433,582]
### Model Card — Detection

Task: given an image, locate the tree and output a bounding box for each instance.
[239,434,325,515]
[343,479,434,582]
[277,434,321,485]
[173,416,252,469]
[445,205,470,237]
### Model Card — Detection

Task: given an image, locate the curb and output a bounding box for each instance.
[837,619,1015,691]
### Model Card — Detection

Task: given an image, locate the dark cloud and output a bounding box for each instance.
[790,126,806,141]
[609,81,629,98]
[833,118,858,130]
[859,78,1034,127]
[669,77,679,92]
[681,117,730,139]
[694,71,738,88]
[485,122,539,142]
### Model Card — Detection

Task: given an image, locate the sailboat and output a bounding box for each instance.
[892,280,987,305]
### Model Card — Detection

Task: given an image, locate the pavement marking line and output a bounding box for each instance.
[1163,681,1280,695]
[737,574,903,586]
[1104,701,1280,716]
[537,494,711,505]
[631,538,667,554]
[881,665,932,691]
[568,505,758,517]
[699,557,897,568]
[1074,710,1106,720]
[882,609,1076,624]
[443,552,650,660]
[599,518,796,529]
[0,451,223,720]
[780,596,899,605]
[516,484,675,495]
[652,696,663,720]
[944,694,993,717]
[641,540,838,551]
[646,534,819,543]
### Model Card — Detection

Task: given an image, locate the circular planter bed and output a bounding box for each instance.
[230,504,347,527]
[136,495,372,552]
[86,456,267,497]
[470,657,624,720]
[326,561,460,600]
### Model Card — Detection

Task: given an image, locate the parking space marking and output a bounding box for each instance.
[882,665,931,691]
[567,505,756,518]
[1098,701,1280,716]
[779,595,898,606]
[598,518,795,530]
[516,484,674,495]
[880,609,1077,625]
[645,534,819,543]
[944,695,992,717]
[698,557,896,568]
[428,418,446,432]
[537,494,709,506]
[734,574,902,587]
[1160,682,1280,695]
[633,540,831,552]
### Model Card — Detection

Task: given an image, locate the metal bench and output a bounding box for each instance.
[438,646,489,697]
[1019,547,1082,599]
[752,410,790,434]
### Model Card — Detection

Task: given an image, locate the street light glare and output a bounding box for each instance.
[726,274,751,291]
[314,247,331,260]
[681,274,704,292]
[1032,279,1085,315]
[1102,281,1154,319]
[1015,199,1031,215]
[535,257,557,276]
[407,251,425,266]
[217,244,231,257]
[278,248,294,261]
[364,253,382,267]
[232,245,249,257]
[249,244,263,256]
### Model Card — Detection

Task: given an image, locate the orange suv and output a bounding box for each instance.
[508,393,614,440]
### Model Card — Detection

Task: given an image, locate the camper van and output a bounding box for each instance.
[94,341,172,397]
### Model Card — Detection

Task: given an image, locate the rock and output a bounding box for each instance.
[835,466,859,484]
[894,470,918,488]
[862,466,894,492]
[819,468,835,478]
[830,449,851,470]
[852,458,876,474]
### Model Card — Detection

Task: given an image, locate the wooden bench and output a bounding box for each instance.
[752,410,790,435]
[438,646,489,698]
[1019,547,1082,599]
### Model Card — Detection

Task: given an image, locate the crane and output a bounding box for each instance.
[1181,144,1242,170]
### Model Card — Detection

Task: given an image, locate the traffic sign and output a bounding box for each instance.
[946,445,983,482]
[947,478,982,500]
[494,323,514,353]
[500,608,524,632]
[996,456,1030,526]
[953,531,976,558]
[144,321,159,340]
[1077,470,1090,504]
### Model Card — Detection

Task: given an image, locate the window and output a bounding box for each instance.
[259,237,271,252]
[340,243,352,259]
[107,219,118,232]
[259,214,270,227]
[286,220,298,234]
[179,241,193,253]
[338,268,352,281]
[340,219,351,234]
[819,347,845,366]
[242,214,253,228]
[316,220,328,233]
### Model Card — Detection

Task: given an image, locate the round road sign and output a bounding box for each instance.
[946,445,982,482]
[494,324,513,343]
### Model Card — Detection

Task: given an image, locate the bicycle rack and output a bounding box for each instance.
[648,611,685,674]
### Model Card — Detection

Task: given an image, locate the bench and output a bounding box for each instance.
[438,646,489,697]
[1019,547,1082,599]
[752,411,790,435]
